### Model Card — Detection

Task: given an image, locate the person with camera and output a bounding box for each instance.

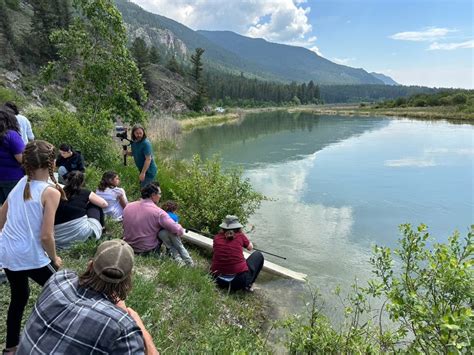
[123,124,157,188]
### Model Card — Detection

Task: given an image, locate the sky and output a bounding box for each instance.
[130,0,473,89]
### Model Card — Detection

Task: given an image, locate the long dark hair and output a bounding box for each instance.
[131,124,147,141]
[64,170,85,199]
[98,171,118,191]
[0,108,20,141]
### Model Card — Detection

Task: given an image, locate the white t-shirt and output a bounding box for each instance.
[16,114,34,144]
[95,187,127,220]
[0,176,51,271]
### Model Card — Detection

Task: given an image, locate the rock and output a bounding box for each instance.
[5,70,20,82]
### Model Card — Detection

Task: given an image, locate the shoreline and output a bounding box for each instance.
[177,105,474,131]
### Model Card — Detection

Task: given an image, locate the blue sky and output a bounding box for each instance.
[131,0,473,88]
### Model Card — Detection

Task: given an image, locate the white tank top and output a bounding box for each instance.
[0,176,52,271]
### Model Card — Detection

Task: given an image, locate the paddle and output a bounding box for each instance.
[185,227,287,260]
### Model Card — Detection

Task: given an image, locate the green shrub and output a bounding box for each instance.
[0,86,26,106]
[452,93,468,105]
[29,107,118,168]
[170,155,265,234]
[281,225,474,353]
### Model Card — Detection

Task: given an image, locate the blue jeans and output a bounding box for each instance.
[158,229,194,266]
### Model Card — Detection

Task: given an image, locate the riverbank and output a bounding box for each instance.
[0,220,272,352]
[289,104,474,121]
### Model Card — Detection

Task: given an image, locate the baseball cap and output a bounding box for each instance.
[93,240,134,284]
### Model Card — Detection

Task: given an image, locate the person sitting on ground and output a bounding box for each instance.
[17,239,158,355]
[54,171,107,249]
[122,182,184,257]
[159,200,194,266]
[0,108,24,205]
[56,143,85,183]
[4,101,34,144]
[96,171,128,221]
[210,215,264,292]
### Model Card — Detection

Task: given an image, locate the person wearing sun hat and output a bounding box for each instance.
[210,215,264,292]
[16,240,158,355]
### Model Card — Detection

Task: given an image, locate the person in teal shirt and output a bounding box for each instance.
[126,124,157,187]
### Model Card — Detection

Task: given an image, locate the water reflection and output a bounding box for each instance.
[178,112,474,318]
[176,112,390,167]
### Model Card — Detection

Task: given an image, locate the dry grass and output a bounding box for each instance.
[179,113,240,131]
[146,114,182,142]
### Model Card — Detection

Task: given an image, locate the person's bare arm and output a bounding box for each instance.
[128,307,159,355]
[89,191,108,208]
[41,187,62,268]
[118,194,127,209]
[0,200,8,230]
[246,241,254,251]
[139,155,152,182]
[14,153,22,164]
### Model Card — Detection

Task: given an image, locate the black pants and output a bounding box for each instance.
[216,251,264,291]
[4,264,56,348]
[86,203,105,227]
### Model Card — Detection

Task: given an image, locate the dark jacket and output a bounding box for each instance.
[56,151,85,174]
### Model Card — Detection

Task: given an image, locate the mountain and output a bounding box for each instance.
[198,30,383,85]
[115,0,384,85]
[370,72,398,86]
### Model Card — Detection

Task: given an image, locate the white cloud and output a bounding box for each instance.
[389,66,473,89]
[310,45,323,56]
[428,40,474,50]
[130,0,318,48]
[390,27,456,42]
[333,57,355,65]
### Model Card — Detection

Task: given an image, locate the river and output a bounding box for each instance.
[177,111,474,318]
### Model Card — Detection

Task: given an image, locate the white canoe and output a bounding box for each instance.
[182,230,307,282]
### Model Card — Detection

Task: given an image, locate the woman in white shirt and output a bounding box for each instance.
[0,140,64,355]
[95,171,128,221]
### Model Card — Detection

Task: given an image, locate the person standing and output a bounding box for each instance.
[17,239,158,355]
[0,108,24,205]
[0,140,65,355]
[125,124,157,187]
[4,102,34,144]
[56,143,85,183]
[122,182,183,256]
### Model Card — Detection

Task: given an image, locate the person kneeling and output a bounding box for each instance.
[17,240,158,355]
[211,215,264,292]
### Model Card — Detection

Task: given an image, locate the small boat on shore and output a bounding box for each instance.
[182,230,307,282]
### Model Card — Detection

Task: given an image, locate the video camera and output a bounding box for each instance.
[115,126,131,166]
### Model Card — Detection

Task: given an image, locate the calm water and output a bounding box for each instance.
[177,111,474,315]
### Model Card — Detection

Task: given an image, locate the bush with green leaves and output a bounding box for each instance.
[169,155,265,234]
[28,107,118,168]
[281,224,473,354]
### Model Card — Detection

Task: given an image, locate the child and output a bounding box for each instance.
[95,171,128,221]
[0,140,65,354]
[159,200,194,266]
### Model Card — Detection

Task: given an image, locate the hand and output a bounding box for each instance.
[139,173,145,182]
[54,256,63,269]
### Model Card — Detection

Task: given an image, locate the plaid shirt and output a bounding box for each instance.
[17,270,145,354]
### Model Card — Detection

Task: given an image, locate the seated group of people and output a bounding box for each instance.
[0,138,264,354]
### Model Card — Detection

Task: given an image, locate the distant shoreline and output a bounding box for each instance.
[178,104,474,130]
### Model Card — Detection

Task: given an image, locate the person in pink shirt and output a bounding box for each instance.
[122,182,184,255]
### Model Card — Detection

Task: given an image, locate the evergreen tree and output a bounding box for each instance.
[130,37,149,72]
[166,55,182,74]
[148,46,160,64]
[190,48,207,111]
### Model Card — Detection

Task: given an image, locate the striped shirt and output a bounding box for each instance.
[17,270,145,354]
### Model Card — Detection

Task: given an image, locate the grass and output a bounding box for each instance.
[179,113,241,131]
[0,220,271,353]
[289,104,474,121]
